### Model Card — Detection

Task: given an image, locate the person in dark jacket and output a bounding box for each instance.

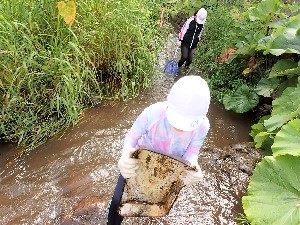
[178,8,207,69]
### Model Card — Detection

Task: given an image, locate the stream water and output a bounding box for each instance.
[0,35,262,225]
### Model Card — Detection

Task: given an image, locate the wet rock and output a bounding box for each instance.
[60,196,107,225]
[73,196,105,218]
[91,96,102,108]
[74,196,103,217]
[200,143,263,195]
[204,143,263,176]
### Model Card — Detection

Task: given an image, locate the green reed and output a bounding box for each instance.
[0,0,165,150]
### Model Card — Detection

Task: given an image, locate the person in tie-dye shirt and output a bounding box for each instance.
[118,75,210,186]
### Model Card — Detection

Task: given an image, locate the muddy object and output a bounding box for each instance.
[73,196,105,218]
[119,148,193,217]
[60,196,106,225]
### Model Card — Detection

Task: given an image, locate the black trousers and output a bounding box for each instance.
[107,174,125,225]
[178,44,196,68]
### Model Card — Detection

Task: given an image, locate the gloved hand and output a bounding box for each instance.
[118,148,139,179]
[180,163,204,186]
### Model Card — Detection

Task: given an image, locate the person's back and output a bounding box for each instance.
[178,8,207,68]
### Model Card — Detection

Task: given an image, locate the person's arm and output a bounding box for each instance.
[118,109,149,178]
[123,109,149,153]
[180,119,209,186]
[182,118,210,165]
[182,132,207,165]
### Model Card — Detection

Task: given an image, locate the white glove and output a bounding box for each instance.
[180,164,204,186]
[118,148,139,179]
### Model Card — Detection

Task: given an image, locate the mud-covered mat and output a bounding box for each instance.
[119,148,193,217]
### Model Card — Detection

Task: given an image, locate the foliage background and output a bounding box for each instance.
[191,0,300,224]
[178,0,300,224]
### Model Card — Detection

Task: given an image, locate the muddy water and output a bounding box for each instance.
[0,36,262,225]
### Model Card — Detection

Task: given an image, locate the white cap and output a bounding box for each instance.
[167,75,210,131]
[196,8,207,24]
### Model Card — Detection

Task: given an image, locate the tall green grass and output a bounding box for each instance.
[0,0,165,150]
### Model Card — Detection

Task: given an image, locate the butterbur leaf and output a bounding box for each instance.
[235,45,253,56]
[243,155,300,225]
[247,0,280,22]
[57,1,76,25]
[264,114,293,132]
[276,76,299,97]
[253,131,274,150]
[264,80,300,131]
[250,116,274,151]
[250,121,266,139]
[250,116,270,138]
[242,67,251,75]
[269,59,300,78]
[223,85,259,113]
[272,119,300,156]
[288,3,300,13]
[272,86,298,115]
[269,14,300,56]
[255,77,279,97]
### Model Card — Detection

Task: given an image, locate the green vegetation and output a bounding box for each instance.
[243,154,300,225]
[0,0,172,150]
[222,0,300,114]
[187,0,300,223]
[181,0,300,224]
[189,0,258,102]
[223,84,259,113]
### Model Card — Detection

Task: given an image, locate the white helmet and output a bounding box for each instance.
[196,8,207,24]
[167,75,210,131]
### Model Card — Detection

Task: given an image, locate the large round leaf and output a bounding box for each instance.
[264,81,300,132]
[255,77,280,97]
[269,14,300,56]
[272,119,300,156]
[269,59,300,78]
[247,0,280,23]
[223,85,259,113]
[243,155,300,225]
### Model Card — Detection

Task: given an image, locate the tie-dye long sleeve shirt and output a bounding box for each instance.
[123,101,210,165]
